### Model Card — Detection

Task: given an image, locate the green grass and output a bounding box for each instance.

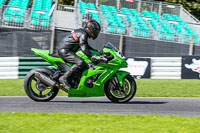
[0,79,200,97]
[136,79,200,97]
[0,112,200,133]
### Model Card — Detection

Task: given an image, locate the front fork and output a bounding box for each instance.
[115,71,130,87]
[112,74,125,92]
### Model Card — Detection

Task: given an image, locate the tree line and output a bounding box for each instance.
[159,0,200,20]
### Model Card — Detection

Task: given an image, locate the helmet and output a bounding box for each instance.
[84,20,101,40]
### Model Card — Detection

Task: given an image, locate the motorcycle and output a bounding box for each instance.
[24,42,137,103]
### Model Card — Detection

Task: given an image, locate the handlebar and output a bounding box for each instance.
[91,53,114,63]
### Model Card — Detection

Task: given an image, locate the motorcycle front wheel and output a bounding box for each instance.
[104,75,137,103]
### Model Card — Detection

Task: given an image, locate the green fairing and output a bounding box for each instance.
[116,71,130,87]
[31,48,66,67]
[31,44,130,97]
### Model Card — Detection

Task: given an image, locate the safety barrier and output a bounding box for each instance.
[18,57,51,79]
[0,57,185,79]
[0,57,19,79]
[0,57,51,79]
[151,57,182,79]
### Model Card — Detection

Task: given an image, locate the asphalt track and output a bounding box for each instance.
[0,96,200,116]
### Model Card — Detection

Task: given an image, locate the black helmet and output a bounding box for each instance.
[84,20,101,40]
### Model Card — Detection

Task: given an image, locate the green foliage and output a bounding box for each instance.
[0,112,200,133]
[58,0,74,5]
[160,0,200,20]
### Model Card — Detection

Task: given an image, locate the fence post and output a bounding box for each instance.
[117,0,120,10]
[0,6,2,27]
[96,0,98,8]
[138,0,141,13]
[158,2,162,15]
[189,34,194,55]
[50,29,55,55]
[150,2,153,12]
[119,34,124,53]
[50,0,58,55]
[74,0,78,7]
[179,4,183,18]
[24,8,29,29]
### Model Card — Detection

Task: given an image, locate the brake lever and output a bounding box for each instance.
[101,53,114,61]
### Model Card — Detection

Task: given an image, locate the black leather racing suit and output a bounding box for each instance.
[58,28,97,79]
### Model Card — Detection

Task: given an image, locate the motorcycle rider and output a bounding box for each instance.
[58,20,104,89]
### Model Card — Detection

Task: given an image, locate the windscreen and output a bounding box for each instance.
[104,42,119,52]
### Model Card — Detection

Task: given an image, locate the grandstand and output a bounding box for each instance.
[77,0,200,45]
[31,0,52,28]
[0,0,54,30]
[3,0,29,26]
[0,0,199,45]
[0,0,200,57]
[0,0,5,6]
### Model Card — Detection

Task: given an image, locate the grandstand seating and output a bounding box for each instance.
[162,13,198,43]
[101,5,126,34]
[0,0,5,6]
[3,0,29,24]
[78,2,100,24]
[141,11,175,40]
[31,0,52,27]
[78,2,199,44]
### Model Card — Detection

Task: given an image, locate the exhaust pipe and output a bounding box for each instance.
[35,72,69,93]
[35,72,56,87]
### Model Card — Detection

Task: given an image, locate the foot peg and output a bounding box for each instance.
[59,76,71,89]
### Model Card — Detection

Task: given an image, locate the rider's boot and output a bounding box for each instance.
[59,71,72,89]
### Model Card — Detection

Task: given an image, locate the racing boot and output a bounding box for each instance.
[59,71,71,89]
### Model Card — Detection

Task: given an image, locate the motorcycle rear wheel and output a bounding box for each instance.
[24,67,59,102]
[104,75,136,103]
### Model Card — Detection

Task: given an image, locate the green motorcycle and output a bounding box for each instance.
[24,42,137,103]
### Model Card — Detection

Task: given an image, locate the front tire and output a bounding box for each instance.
[104,75,136,103]
[24,67,59,102]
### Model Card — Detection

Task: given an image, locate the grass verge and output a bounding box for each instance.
[0,79,200,97]
[0,112,200,133]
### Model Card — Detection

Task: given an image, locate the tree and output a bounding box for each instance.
[58,0,74,5]
[159,0,200,20]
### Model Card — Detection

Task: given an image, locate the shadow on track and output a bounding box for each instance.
[50,101,168,104]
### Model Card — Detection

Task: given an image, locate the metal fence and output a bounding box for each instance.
[74,0,200,45]
[76,6,200,45]
[55,3,200,45]
[57,4,75,12]
[180,8,200,24]
[55,2,200,45]
[0,5,54,30]
[78,0,198,23]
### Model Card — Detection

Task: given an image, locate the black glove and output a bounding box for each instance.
[91,55,107,63]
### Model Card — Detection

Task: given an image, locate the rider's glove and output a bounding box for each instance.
[91,55,107,63]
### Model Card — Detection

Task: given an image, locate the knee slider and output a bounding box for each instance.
[58,49,66,57]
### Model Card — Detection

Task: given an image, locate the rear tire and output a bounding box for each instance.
[104,75,136,103]
[24,67,59,102]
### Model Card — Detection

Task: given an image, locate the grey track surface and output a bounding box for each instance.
[0,96,200,116]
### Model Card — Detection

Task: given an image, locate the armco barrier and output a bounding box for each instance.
[151,57,182,79]
[0,57,19,79]
[18,57,51,79]
[0,57,183,79]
